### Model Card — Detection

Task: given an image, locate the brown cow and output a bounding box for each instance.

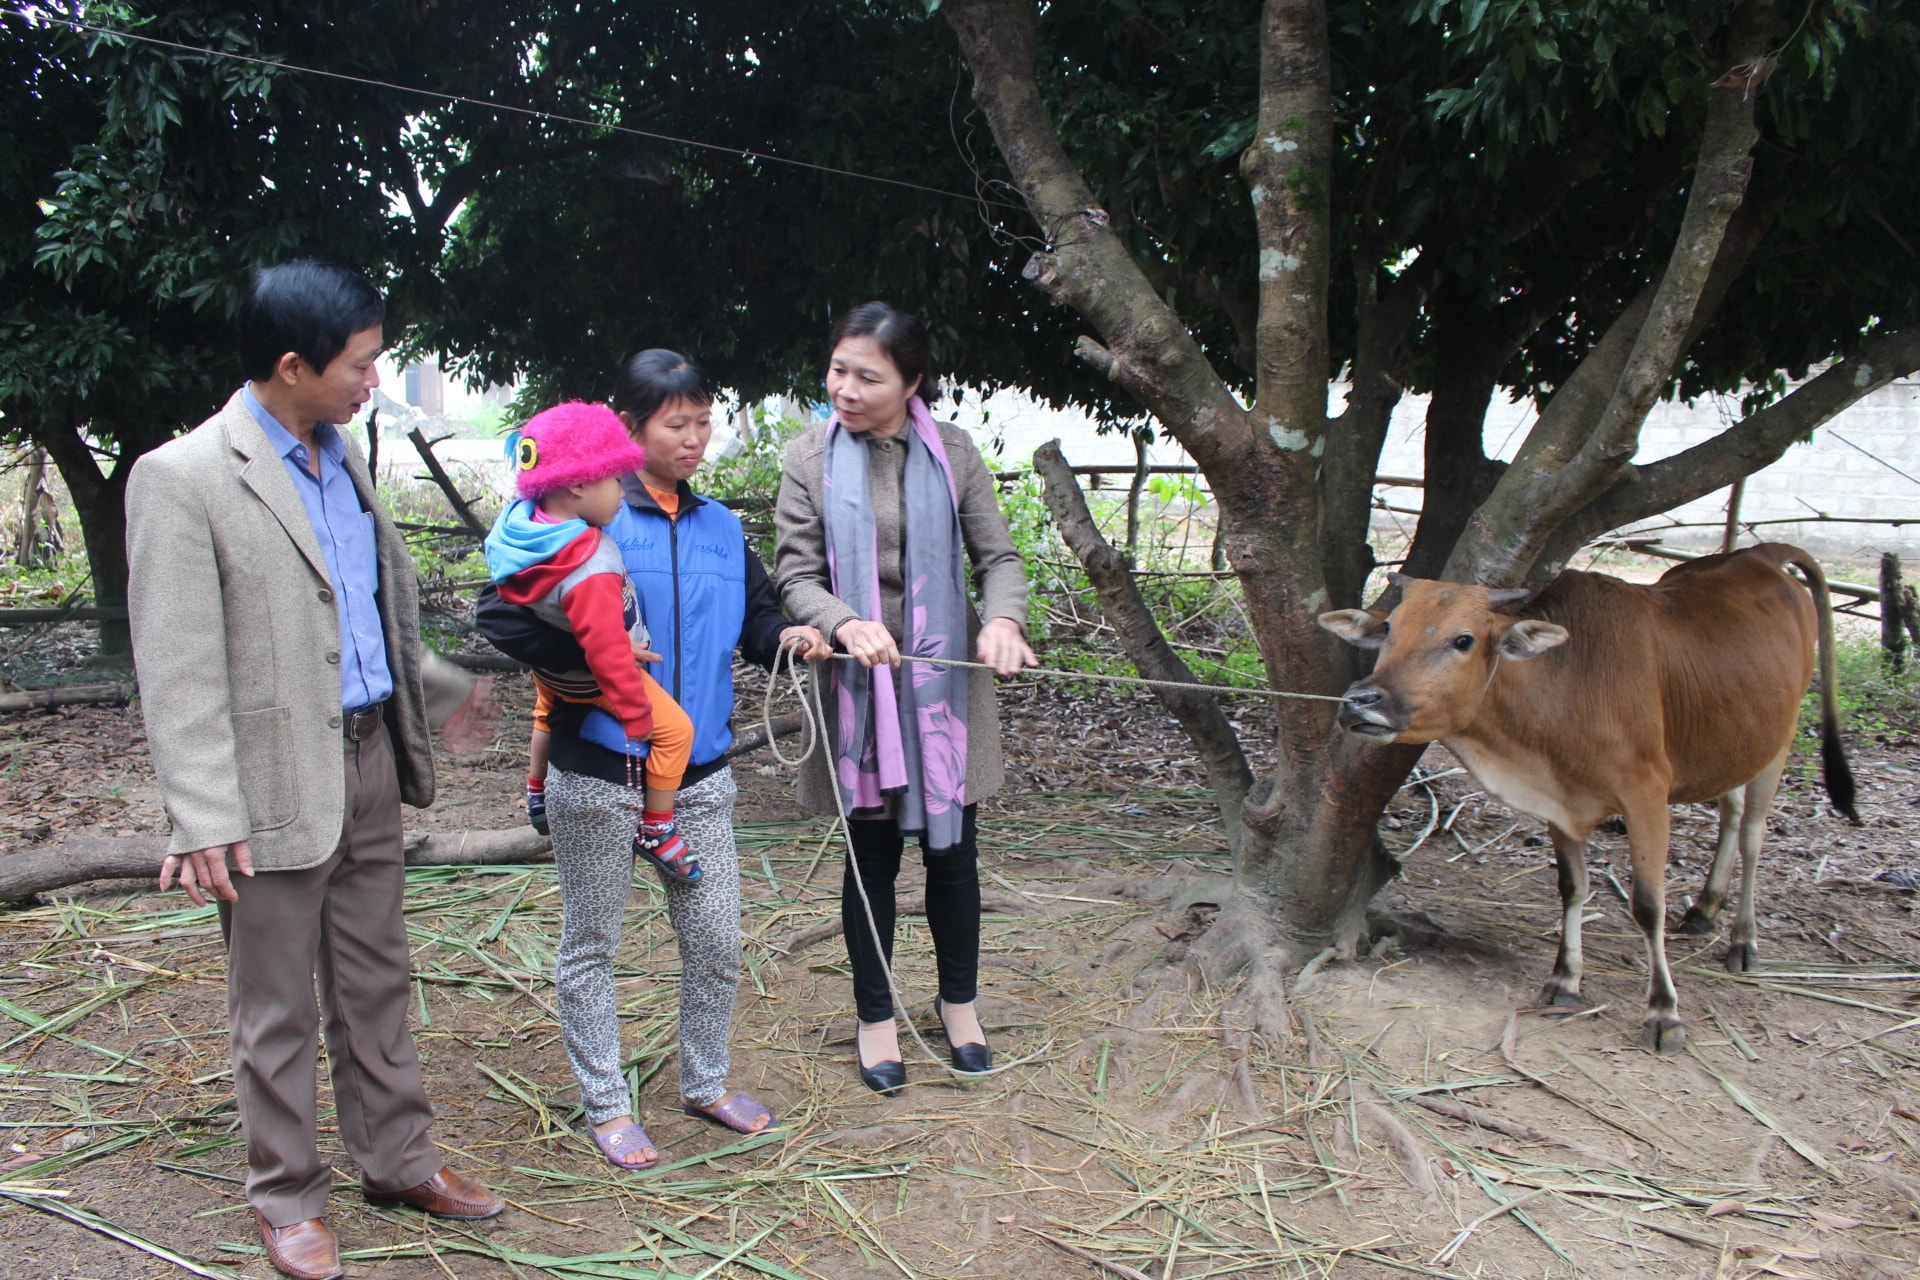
[1318,544,1857,1053]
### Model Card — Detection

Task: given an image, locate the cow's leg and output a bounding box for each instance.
[1540,826,1591,1007]
[1679,789,1744,935]
[1623,793,1683,1054]
[1725,750,1788,974]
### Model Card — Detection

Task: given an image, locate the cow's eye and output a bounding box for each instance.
[1452,633,1474,652]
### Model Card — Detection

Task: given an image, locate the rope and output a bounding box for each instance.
[890,653,1353,703]
[758,642,1350,1078]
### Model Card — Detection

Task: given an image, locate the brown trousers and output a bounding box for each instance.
[220,721,441,1225]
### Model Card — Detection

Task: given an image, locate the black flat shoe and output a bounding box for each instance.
[935,997,993,1074]
[855,1024,907,1094]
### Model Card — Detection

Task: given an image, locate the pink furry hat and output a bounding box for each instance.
[509,402,647,499]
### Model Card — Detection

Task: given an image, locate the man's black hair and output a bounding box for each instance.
[238,260,385,383]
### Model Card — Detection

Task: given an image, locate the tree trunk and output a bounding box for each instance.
[947,0,1402,962]
[38,428,133,658]
[1235,735,1424,957]
[15,448,63,569]
[1447,0,1781,586]
[1402,299,1509,578]
[944,0,1903,983]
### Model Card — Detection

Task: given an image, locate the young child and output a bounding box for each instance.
[483,402,701,883]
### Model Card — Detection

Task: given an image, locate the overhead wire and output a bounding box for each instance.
[2,5,1030,215]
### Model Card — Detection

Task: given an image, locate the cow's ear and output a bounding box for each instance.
[1319,609,1390,649]
[1497,619,1568,659]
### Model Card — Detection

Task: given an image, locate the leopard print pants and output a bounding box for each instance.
[545,766,742,1120]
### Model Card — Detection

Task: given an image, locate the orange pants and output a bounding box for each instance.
[532,673,692,792]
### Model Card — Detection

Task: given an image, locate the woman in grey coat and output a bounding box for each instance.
[774,302,1035,1092]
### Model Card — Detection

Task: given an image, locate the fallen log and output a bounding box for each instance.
[0,682,133,713]
[0,827,557,901]
[0,835,170,900]
[726,712,804,758]
[0,607,129,625]
[403,827,551,865]
[3,714,804,899]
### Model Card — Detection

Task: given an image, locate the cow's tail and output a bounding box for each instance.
[1783,548,1860,825]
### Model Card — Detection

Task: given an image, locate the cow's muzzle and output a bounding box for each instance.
[1336,684,1401,739]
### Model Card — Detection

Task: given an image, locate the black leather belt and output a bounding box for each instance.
[343,703,384,741]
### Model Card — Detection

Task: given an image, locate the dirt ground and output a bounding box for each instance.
[3,652,1920,1279]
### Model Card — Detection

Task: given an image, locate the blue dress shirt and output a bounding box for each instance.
[242,387,394,711]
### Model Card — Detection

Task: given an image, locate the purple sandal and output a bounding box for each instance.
[682,1092,777,1135]
[588,1120,658,1170]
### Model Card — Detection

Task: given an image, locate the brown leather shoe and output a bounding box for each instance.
[362,1164,505,1220]
[255,1211,342,1280]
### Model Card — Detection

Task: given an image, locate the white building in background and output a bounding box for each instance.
[371,354,513,426]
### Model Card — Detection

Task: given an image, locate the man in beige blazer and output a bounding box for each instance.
[127,261,503,1280]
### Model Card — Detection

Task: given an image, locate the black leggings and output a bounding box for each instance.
[841,806,980,1024]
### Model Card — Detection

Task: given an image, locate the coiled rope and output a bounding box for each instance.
[758,644,1350,1078]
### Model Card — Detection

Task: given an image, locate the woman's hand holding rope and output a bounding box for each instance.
[777,624,833,661]
[833,618,899,668]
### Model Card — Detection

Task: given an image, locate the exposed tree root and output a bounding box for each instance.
[1298,1006,1440,1207]
[1366,906,1510,961]
[1216,1002,1262,1122]
[1149,1071,1227,1131]
[1410,1094,1614,1166]
[1355,1083,1442,1206]
[1292,946,1339,994]
[1241,948,1292,1045]
[1181,891,1273,985]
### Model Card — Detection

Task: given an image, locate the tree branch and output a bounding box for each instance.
[1034,440,1254,852]
[1543,329,1920,566]
[407,426,490,539]
[1445,0,1780,584]
[942,0,1253,479]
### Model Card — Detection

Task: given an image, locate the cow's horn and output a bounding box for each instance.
[1486,586,1532,609]
[1387,571,1414,587]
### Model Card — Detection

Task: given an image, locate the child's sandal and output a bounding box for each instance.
[634,824,701,884]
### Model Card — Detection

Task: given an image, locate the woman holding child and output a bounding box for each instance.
[480,351,827,1169]
[774,303,1036,1092]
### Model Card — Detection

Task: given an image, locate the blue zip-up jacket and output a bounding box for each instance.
[537,475,794,787]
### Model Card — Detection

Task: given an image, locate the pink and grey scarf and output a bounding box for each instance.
[822,396,970,853]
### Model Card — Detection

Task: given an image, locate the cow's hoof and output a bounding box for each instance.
[1640,1016,1685,1055]
[1676,906,1718,936]
[1724,943,1759,974]
[1539,980,1583,1008]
